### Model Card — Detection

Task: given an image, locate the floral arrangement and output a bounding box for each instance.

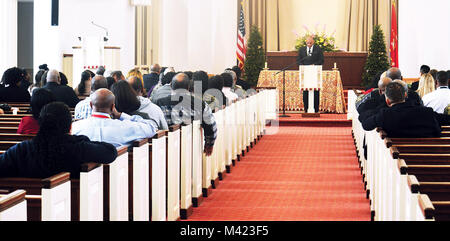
[294,24,338,52]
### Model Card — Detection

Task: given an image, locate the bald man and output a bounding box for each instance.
[42,69,80,108]
[297,36,324,66]
[72,88,158,147]
[143,63,162,94]
[74,75,108,120]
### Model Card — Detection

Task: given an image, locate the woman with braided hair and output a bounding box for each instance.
[0,102,118,178]
[0,67,31,102]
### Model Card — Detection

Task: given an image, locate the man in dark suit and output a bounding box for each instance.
[297,36,324,113]
[143,64,161,95]
[360,81,443,138]
[43,70,80,108]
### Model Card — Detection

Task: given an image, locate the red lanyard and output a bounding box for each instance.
[91,114,110,119]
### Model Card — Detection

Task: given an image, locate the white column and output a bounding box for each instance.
[0,0,18,74]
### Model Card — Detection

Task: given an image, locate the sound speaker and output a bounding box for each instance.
[51,0,59,26]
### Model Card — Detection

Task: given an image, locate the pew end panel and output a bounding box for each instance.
[0,190,27,221]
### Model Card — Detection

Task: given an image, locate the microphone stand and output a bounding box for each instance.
[275,61,300,118]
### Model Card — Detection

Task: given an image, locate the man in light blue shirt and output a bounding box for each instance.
[74,76,108,120]
[72,88,158,147]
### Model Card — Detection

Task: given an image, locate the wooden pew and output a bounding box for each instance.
[128,139,150,221]
[166,125,181,221]
[149,131,167,221]
[0,190,27,221]
[0,122,20,127]
[0,173,71,221]
[180,123,193,219]
[103,146,129,221]
[191,120,204,207]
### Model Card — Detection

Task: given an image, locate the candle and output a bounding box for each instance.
[265,62,268,69]
[334,63,337,69]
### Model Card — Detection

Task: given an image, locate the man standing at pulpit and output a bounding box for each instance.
[297,36,324,113]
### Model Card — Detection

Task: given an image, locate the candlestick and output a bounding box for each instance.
[334,62,337,69]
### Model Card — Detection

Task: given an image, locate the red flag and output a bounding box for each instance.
[237,2,246,69]
[390,1,398,67]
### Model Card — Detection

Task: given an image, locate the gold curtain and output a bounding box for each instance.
[244,0,392,52]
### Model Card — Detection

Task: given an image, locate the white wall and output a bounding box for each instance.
[399,0,450,78]
[159,0,237,74]
[34,0,135,78]
[0,0,18,75]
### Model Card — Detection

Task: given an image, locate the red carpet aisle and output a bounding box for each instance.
[187,125,370,221]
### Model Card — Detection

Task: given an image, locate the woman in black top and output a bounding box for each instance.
[0,102,118,178]
[111,80,150,119]
[0,67,31,102]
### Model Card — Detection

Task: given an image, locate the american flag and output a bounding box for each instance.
[237,2,246,69]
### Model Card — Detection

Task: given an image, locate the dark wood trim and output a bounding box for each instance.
[226,165,232,173]
[131,139,149,147]
[148,143,153,219]
[202,186,212,198]
[0,190,27,213]
[418,194,435,220]
[41,172,70,189]
[390,146,400,159]
[168,124,181,132]
[117,146,128,156]
[192,195,204,207]
[103,165,110,221]
[180,205,194,220]
[128,150,134,221]
[398,159,408,175]
[211,177,220,189]
[151,130,167,139]
[408,175,420,193]
[80,163,101,173]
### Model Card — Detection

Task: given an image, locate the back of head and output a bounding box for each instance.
[231,66,242,78]
[221,73,233,88]
[184,71,193,80]
[436,71,449,86]
[78,70,92,94]
[127,76,144,94]
[378,77,393,94]
[96,66,106,76]
[91,75,108,92]
[39,64,49,71]
[224,69,237,82]
[31,88,56,119]
[106,77,115,90]
[208,75,224,91]
[192,71,209,94]
[35,70,46,86]
[59,72,68,86]
[385,81,407,104]
[420,65,431,75]
[127,68,143,81]
[162,71,176,85]
[91,88,115,111]
[37,102,72,137]
[151,64,161,73]
[1,67,25,87]
[430,69,438,80]
[417,73,436,98]
[46,69,60,84]
[386,67,402,81]
[110,71,124,81]
[171,73,191,91]
[110,80,140,113]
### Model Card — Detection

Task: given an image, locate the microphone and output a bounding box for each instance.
[91,21,109,42]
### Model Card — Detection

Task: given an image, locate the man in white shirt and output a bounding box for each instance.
[422,71,450,114]
[220,72,238,105]
[72,88,158,147]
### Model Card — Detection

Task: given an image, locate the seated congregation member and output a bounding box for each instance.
[224,69,246,99]
[422,71,450,114]
[208,75,227,109]
[356,77,392,115]
[111,70,125,83]
[59,72,69,86]
[411,65,431,91]
[360,81,442,138]
[150,71,176,104]
[386,67,423,107]
[0,67,31,102]
[29,68,46,95]
[75,70,92,97]
[106,76,116,90]
[96,66,106,76]
[220,72,238,105]
[43,70,80,108]
[155,73,217,156]
[0,102,118,179]
[111,80,149,119]
[17,88,55,134]
[19,68,32,91]
[143,64,161,94]
[74,75,108,120]
[127,76,168,130]
[416,73,436,98]
[232,66,250,91]
[72,88,158,147]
